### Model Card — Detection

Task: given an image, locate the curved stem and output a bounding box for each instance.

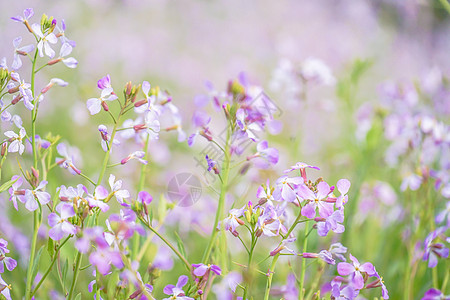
[132,134,150,260]
[31,236,71,296]
[139,218,191,271]
[264,254,279,300]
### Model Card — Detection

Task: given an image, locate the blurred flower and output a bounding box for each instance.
[192,263,221,276]
[423,228,449,268]
[8,175,24,210]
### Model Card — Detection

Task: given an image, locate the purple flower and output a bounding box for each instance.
[423,228,449,268]
[328,243,347,261]
[0,275,11,300]
[316,208,345,237]
[275,176,303,202]
[366,268,389,299]
[192,263,222,276]
[435,201,450,227]
[11,36,34,70]
[298,182,334,219]
[235,108,261,141]
[335,179,350,208]
[40,78,68,94]
[56,43,77,68]
[8,72,33,110]
[422,288,447,300]
[330,277,358,300]
[162,275,193,300]
[97,75,112,90]
[279,273,299,300]
[4,127,26,154]
[0,239,17,273]
[23,181,51,211]
[106,209,144,243]
[137,191,153,205]
[56,19,76,47]
[8,175,24,210]
[247,140,279,169]
[31,23,58,58]
[400,173,422,191]
[270,238,297,256]
[134,81,163,116]
[205,155,219,174]
[86,87,118,115]
[256,180,281,204]
[121,151,148,165]
[11,8,34,23]
[302,250,335,265]
[108,174,130,205]
[86,186,110,212]
[48,203,77,240]
[337,254,375,290]
[220,206,245,233]
[89,245,124,275]
[284,162,320,174]
[187,110,211,147]
[256,205,284,237]
[56,143,81,175]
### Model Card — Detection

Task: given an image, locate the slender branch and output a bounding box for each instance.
[31,236,71,296]
[139,217,191,271]
[67,251,82,300]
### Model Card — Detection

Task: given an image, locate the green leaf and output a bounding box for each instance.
[62,258,69,283]
[47,238,54,258]
[107,271,120,296]
[0,177,19,193]
[74,292,82,300]
[173,231,187,258]
[31,246,45,280]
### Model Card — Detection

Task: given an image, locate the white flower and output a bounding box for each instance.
[32,23,58,58]
[4,127,26,155]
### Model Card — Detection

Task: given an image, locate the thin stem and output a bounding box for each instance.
[139,218,191,271]
[80,172,96,186]
[202,128,231,263]
[132,134,150,260]
[96,106,123,186]
[299,222,309,300]
[243,235,257,299]
[264,254,279,300]
[25,210,40,300]
[67,251,82,300]
[25,48,40,300]
[31,236,71,296]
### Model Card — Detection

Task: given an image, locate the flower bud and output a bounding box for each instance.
[101,101,109,112]
[134,99,148,107]
[125,81,132,96]
[11,94,22,105]
[47,58,62,66]
[1,143,7,157]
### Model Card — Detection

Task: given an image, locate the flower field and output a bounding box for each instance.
[0,1,449,299]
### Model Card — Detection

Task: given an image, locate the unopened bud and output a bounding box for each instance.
[101,101,109,112]
[255,229,263,237]
[1,143,7,156]
[11,94,22,105]
[134,99,148,107]
[8,86,19,94]
[31,167,39,180]
[47,58,62,66]
[125,81,132,96]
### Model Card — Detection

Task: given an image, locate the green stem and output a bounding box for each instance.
[439,0,450,14]
[31,236,71,296]
[299,222,309,300]
[132,135,151,260]
[264,254,279,300]
[25,48,40,300]
[243,235,256,300]
[139,218,191,271]
[96,108,123,186]
[25,210,40,300]
[202,129,231,263]
[67,251,82,300]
